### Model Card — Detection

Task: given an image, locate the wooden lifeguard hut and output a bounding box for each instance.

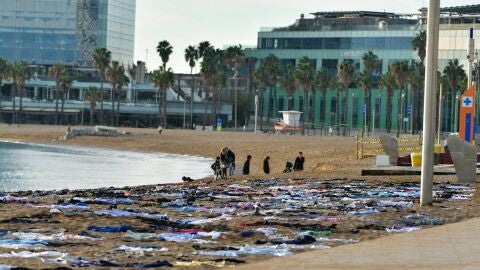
[274,111,303,133]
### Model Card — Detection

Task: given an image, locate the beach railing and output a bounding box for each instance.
[356,130,421,160]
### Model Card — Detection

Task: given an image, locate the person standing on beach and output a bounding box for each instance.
[243,155,252,175]
[293,152,305,171]
[263,156,270,174]
[226,148,236,176]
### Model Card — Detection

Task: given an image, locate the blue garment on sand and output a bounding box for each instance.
[87,225,131,233]
[94,198,134,205]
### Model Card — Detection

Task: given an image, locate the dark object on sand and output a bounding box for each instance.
[182,176,194,182]
[283,162,293,173]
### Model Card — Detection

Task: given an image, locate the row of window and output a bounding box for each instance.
[258,37,413,50]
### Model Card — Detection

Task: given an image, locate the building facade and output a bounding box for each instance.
[244,5,480,133]
[0,0,135,67]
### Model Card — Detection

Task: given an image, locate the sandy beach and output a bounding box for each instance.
[0,124,478,269]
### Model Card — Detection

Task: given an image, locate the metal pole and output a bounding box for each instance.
[190,77,194,129]
[437,83,443,144]
[254,93,258,133]
[421,0,440,206]
[468,28,474,87]
[234,75,238,131]
[372,107,375,137]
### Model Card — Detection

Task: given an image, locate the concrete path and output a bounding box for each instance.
[236,217,480,270]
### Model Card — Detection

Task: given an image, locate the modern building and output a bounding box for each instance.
[244,4,480,133]
[0,0,136,67]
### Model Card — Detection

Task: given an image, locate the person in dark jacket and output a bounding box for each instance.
[293,152,305,171]
[263,156,270,174]
[226,148,236,176]
[242,155,252,175]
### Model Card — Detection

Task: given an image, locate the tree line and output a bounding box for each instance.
[0,30,478,131]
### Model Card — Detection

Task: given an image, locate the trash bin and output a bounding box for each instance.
[411,152,422,167]
[434,144,442,153]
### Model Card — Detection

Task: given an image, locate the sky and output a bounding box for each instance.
[134,0,477,73]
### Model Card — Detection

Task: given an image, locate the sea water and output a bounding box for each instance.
[0,141,212,191]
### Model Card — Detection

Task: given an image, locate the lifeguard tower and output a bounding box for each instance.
[274,111,303,133]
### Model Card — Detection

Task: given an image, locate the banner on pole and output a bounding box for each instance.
[459,84,475,143]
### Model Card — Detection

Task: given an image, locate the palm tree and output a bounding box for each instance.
[295,56,315,124]
[280,64,296,110]
[200,48,223,130]
[184,45,199,129]
[211,72,226,124]
[152,66,174,127]
[15,61,29,124]
[92,47,111,125]
[115,73,129,126]
[198,41,213,58]
[263,54,281,122]
[48,63,67,125]
[254,65,268,130]
[407,61,424,134]
[329,77,346,126]
[443,59,466,132]
[356,70,372,129]
[0,57,7,118]
[316,68,331,125]
[7,62,20,124]
[225,45,245,128]
[156,40,173,68]
[362,51,379,75]
[106,61,125,126]
[379,72,396,133]
[59,75,72,125]
[362,51,379,130]
[412,30,427,64]
[390,60,409,136]
[337,60,356,125]
[84,87,100,125]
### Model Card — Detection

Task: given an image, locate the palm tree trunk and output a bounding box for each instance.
[111,88,115,126]
[61,93,65,125]
[190,71,194,129]
[310,91,316,128]
[450,90,455,132]
[411,89,416,134]
[267,86,272,122]
[259,91,264,131]
[90,104,95,126]
[387,91,392,133]
[336,91,340,126]
[19,92,23,125]
[55,86,59,125]
[158,89,162,127]
[116,90,120,126]
[12,85,16,124]
[396,91,401,138]
[322,92,327,125]
[163,89,167,127]
[303,90,308,123]
[273,85,277,119]
[100,80,104,125]
[202,87,209,130]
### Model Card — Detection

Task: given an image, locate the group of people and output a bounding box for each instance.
[211,149,305,178]
[211,147,236,180]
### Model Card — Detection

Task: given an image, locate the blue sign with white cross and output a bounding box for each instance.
[362,104,366,113]
[407,104,412,116]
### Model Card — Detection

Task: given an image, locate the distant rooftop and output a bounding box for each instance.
[419,4,480,16]
[310,11,397,19]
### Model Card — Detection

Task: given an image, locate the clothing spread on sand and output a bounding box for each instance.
[0,179,475,269]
